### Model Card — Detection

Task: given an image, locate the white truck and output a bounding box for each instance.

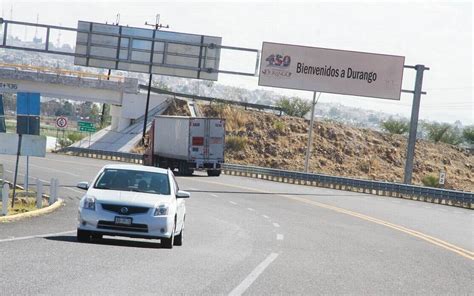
[144,116,225,176]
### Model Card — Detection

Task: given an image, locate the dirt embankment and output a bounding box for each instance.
[168,100,474,192]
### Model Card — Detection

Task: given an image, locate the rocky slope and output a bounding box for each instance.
[164,99,473,192]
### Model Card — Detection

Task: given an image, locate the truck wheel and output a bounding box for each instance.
[179,162,194,176]
[207,170,221,177]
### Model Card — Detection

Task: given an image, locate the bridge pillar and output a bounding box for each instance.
[117,117,131,132]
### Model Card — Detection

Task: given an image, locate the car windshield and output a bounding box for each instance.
[93,169,170,195]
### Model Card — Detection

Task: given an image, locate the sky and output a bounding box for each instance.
[1,0,473,124]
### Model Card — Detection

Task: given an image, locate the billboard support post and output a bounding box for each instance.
[304,91,317,172]
[142,25,158,143]
[403,64,429,184]
[25,155,29,193]
[142,73,153,143]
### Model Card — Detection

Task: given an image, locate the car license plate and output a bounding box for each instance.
[115,216,132,226]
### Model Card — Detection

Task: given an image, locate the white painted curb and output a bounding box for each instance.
[0,199,65,223]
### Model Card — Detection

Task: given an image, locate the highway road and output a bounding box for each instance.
[0,153,472,295]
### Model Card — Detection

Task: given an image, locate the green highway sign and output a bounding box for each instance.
[78,121,96,132]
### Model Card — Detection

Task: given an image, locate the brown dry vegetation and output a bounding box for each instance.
[157,99,473,191]
[197,103,473,192]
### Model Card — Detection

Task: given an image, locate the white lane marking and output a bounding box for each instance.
[272,222,280,228]
[276,234,284,240]
[65,187,85,194]
[0,230,75,243]
[262,215,269,219]
[247,208,255,212]
[228,252,279,296]
[29,163,80,177]
[37,156,104,168]
[229,201,237,205]
[454,211,463,214]
[188,187,198,191]
[6,169,50,185]
[211,194,218,197]
[423,206,431,209]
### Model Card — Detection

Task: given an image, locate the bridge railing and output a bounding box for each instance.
[0,62,125,82]
[56,148,473,209]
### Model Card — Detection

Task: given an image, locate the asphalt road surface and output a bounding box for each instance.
[0,154,472,295]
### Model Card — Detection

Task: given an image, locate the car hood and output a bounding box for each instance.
[87,188,172,208]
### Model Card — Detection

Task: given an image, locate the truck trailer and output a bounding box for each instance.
[144,116,225,176]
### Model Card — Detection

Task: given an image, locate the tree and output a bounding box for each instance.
[424,122,462,145]
[381,118,409,135]
[462,126,474,144]
[277,97,311,118]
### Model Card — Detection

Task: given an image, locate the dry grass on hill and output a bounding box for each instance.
[197,103,473,192]
[152,99,473,192]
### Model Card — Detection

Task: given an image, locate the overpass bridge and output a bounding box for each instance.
[0,63,169,131]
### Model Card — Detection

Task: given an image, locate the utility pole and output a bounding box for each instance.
[142,14,169,143]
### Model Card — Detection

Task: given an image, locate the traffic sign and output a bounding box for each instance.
[56,116,68,128]
[78,121,96,133]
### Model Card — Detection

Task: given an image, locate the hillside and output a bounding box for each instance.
[167,100,473,192]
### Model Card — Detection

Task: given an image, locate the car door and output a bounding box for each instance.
[171,172,185,232]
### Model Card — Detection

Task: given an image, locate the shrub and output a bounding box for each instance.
[273,120,286,133]
[226,136,247,151]
[421,175,439,188]
[381,118,409,135]
[57,138,73,148]
[67,132,85,143]
[462,126,474,144]
[424,122,462,145]
[208,103,248,131]
[277,97,311,118]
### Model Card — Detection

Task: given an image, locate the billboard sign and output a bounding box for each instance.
[258,42,405,100]
[74,21,222,81]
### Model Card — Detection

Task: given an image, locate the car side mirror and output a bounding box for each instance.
[77,181,89,190]
[176,190,190,199]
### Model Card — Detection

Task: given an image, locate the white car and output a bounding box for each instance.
[76,164,189,248]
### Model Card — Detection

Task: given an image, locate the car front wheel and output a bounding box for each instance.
[161,234,174,249]
[174,228,183,246]
[77,229,91,243]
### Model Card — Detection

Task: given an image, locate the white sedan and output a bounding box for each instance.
[76,164,189,248]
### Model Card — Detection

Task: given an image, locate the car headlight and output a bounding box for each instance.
[154,204,169,216]
[83,196,96,210]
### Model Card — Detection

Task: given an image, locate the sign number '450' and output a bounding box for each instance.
[265,54,291,67]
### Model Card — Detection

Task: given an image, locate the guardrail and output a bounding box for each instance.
[58,147,143,164]
[221,164,473,209]
[56,148,473,209]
